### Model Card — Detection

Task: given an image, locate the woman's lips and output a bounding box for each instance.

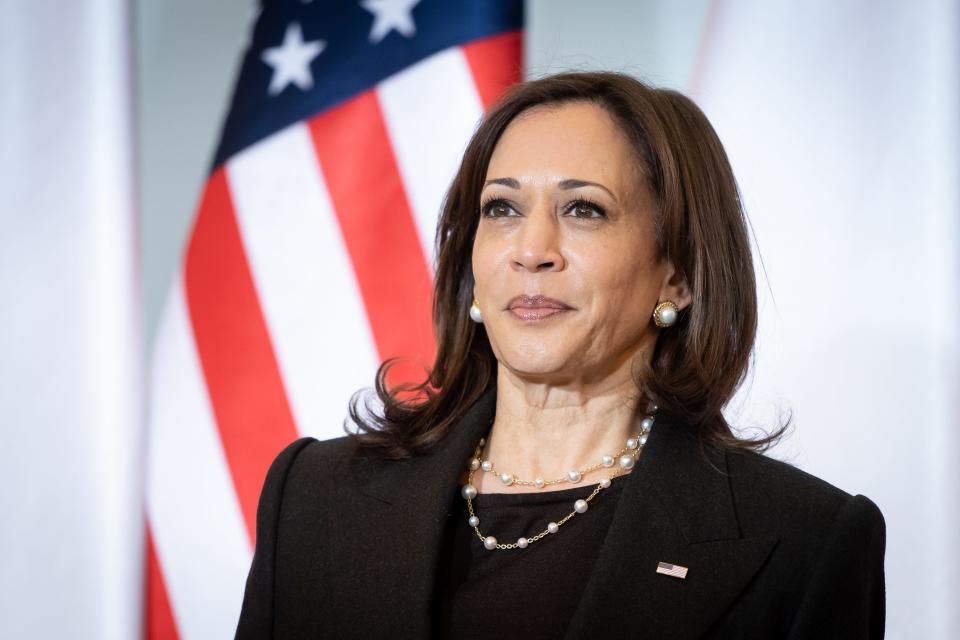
[506,295,573,322]
[509,307,570,321]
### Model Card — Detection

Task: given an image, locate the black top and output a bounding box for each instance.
[432,474,629,639]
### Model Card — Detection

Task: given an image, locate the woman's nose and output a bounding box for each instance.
[511,206,565,273]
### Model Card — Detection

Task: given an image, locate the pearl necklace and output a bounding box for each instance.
[460,410,657,551]
[468,413,656,488]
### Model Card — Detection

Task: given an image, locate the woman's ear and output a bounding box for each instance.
[659,262,692,310]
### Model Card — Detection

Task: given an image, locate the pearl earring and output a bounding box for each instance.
[469,299,483,323]
[653,300,679,328]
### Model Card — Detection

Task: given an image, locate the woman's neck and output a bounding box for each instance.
[473,364,646,494]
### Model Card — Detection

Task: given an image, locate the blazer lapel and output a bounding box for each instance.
[352,387,497,639]
[564,413,778,639]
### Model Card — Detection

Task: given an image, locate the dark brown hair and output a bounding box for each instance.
[347,71,787,459]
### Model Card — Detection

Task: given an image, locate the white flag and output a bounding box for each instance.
[694,2,960,637]
[0,2,143,639]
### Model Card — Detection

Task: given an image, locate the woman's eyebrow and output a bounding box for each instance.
[483,177,521,189]
[483,177,617,201]
[559,178,618,202]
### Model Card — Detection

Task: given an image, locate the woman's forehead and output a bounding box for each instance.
[485,102,640,193]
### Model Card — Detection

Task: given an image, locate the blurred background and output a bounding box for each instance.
[2,0,957,638]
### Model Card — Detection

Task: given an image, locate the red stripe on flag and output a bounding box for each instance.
[308,92,436,387]
[463,30,524,109]
[184,169,299,541]
[145,525,179,640]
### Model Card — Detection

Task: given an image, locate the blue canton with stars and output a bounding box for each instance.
[212,0,523,169]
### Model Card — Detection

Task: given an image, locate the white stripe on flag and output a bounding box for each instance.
[226,122,380,442]
[377,46,485,269]
[147,279,251,638]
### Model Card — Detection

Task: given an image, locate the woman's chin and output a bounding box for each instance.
[496,355,581,383]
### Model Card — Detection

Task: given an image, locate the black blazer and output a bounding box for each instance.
[235,388,885,639]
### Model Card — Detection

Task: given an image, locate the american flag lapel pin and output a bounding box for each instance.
[656,562,689,579]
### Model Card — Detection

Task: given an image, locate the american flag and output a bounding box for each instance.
[656,561,689,579]
[144,1,523,637]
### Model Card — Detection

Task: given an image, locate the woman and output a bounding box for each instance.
[235,72,885,639]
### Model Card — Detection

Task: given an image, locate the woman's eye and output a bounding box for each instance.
[481,199,517,217]
[566,200,607,219]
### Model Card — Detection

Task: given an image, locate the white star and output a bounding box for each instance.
[260,22,326,96]
[360,0,421,44]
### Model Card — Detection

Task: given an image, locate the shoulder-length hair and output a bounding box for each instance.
[347,71,786,460]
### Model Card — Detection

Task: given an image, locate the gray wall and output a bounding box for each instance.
[138,0,255,343]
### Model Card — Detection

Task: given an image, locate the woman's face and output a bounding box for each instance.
[471,101,683,385]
